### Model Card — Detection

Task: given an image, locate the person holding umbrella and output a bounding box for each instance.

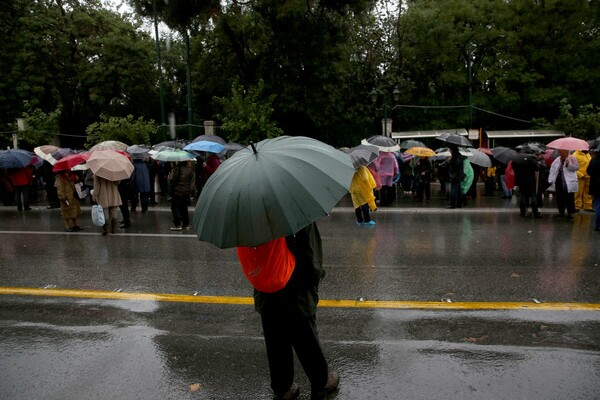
[92,174,122,235]
[446,144,465,209]
[548,149,579,219]
[512,149,544,218]
[54,170,82,231]
[168,160,195,231]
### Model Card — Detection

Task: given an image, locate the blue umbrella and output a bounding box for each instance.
[184,141,226,154]
[0,149,34,169]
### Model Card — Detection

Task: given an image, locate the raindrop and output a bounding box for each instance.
[192,291,199,296]
[357,297,365,302]
[42,284,56,289]
[531,298,542,304]
[113,288,123,292]
[441,297,452,303]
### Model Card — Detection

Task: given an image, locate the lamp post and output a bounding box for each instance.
[370,86,401,137]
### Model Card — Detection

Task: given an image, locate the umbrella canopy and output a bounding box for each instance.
[436,132,473,147]
[33,145,59,162]
[126,144,150,160]
[399,139,426,150]
[193,136,355,249]
[152,139,189,151]
[52,153,90,172]
[491,147,518,164]
[432,147,471,160]
[224,142,245,157]
[516,142,546,154]
[87,150,134,181]
[0,149,34,169]
[48,148,76,164]
[343,144,379,168]
[465,148,492,167]
[546,137,589,151]
[184,141,226,154]
[361,135,400,152]
[89,140,129,151]
[405,146,436,158]
[151,148,196,162]
[191,134,227,145]
[477,147,493,155]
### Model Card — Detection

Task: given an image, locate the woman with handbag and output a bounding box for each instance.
[92,174,122,235]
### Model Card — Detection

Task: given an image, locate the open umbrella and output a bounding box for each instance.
[184,141,226,154]
[0,149,34,169]
[399,139,426,150]
[191,134,226,145]
[192,136,355,249]
[432,147,471,160]
[152,139,189,151]
[87,150,134,181]
[546,137,589,151]
[151,147,196,162]
[491,147,518,164]
[126,144,150,160]
[48,148,76,164]
[224,142,245,157]
[89,140,129,151]
[405,147,436,158]
[34,145,59,162]
[342,144,379,168]
[436,132,473,147]
[52,153,90,172]
[465,148,492,167]
[361,135,400,152]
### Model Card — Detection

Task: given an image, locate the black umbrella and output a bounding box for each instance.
[516,142,546,154]
[342,144,379,169]
[491,147,518,164]
[191,134,226,145]
[361,135,400,152]
[152,139,189,151]
[436,132,473,147]
[399,139,426,150]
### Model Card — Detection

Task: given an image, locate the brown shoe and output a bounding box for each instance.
[273,383,299,400]
[311,371,339,399]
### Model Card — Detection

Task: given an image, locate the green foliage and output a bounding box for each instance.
[17,103,62,147]
[214,80,283,144]
[85,115,157,148]
[554,100,600,140]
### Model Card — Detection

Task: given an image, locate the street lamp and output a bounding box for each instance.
[370,86,401,137]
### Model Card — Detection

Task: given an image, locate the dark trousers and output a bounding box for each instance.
[519,186,539,216]
[379,185,395,206]
[131,191,150,212]
[555,183,575,216]
[415,180,430,201]
[450,182,462,208]
[14,185,30,210]
[171,195,189,227]
[354,203,371,223]
[261,312,328,397]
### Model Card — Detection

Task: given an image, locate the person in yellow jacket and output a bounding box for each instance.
[349,165,377,226]
[573,150,593,211]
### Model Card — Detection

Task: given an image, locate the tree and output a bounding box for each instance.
[214,80,282,143]
[85,114,157,148]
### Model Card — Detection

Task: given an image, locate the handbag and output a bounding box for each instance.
[91,204,105,226]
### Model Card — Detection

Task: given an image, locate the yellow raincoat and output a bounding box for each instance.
[573,150,592,210]
[349,165,377,211]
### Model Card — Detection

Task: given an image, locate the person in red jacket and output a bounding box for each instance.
[8,167,33,211]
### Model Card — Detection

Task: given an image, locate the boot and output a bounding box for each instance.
[102,224,108,236]
[111,219,117,234]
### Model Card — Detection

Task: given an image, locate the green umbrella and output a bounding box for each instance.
[192,136,355,249]
[150,148,196,162]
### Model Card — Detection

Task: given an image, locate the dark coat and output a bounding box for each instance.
[132,160,151,193]
[169,162,195,197]
[587,155,600,197]
[254,223,324,318]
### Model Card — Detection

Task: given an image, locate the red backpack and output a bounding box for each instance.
[236,237,296,293]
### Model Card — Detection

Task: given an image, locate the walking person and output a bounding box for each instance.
[548,149,579,219]
[349,165,377,225]
[54,170,82,231]
[587,145,600,231]
[240,222,339,400]
[168,160,195,231]
[92,174,122,235]
[573,150,593,212]
[512,150,544,218]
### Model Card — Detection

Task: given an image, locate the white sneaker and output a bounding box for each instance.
[170,226,182,231]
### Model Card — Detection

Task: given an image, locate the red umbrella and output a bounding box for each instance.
[546,137,589,151]
[52,153,90,172]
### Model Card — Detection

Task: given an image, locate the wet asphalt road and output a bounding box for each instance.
[1,189,599,400]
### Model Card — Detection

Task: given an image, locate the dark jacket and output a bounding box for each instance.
[169,162,195,197]
[254,223,324,318]
[448,155,464,184]
[587,155,600,197]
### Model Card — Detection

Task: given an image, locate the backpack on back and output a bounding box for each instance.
[236,237,296,293]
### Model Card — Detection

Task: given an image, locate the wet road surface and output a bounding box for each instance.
[1,190,599,399]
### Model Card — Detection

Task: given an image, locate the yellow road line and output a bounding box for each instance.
[1,286,599,311]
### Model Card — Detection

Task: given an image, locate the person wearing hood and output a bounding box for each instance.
[349,165,377,225]
[548,149,579,219]
[573,150,593,212]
